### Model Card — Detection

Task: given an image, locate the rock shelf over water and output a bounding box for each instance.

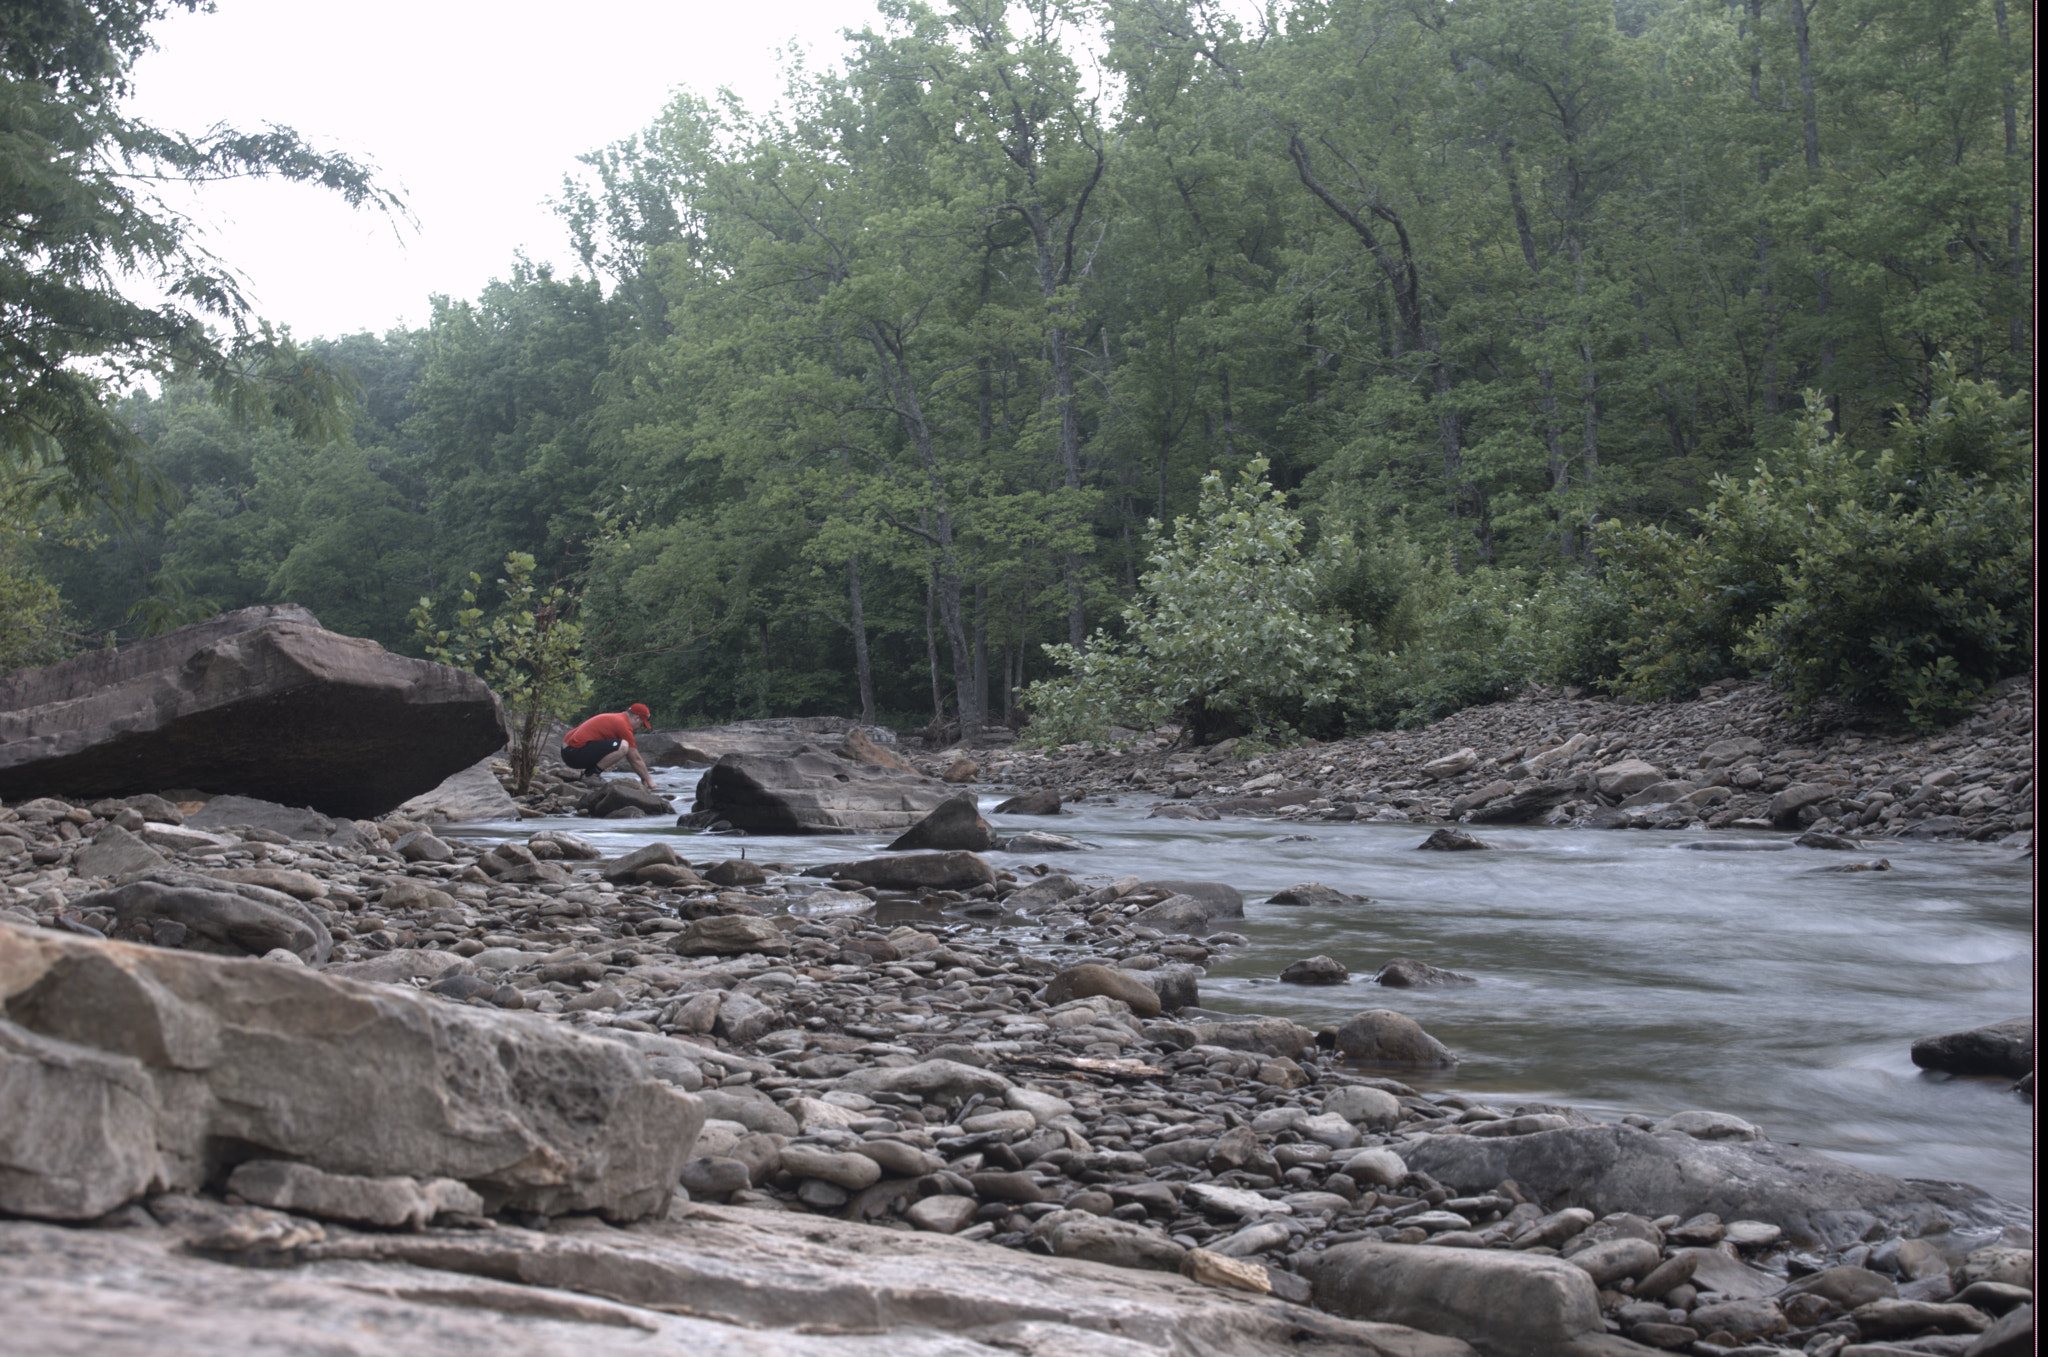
[0,676,2032,1356]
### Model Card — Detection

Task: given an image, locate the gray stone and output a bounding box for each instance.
[885,793,1000,852]
[1419,828,1493,851]
[1306,1241,1605,1354]
[599,841,681,884]
[829,852,996,892]
[1153,1017,1315,1060]
[1043,964,1162,1018]
[394,758,519,823]
[0,605,506,819]
[1421,748,1481,780]
[1340,1147,1408,1188]
[1565,1237,1661,1285]
[0,925,702,1223]
[779,1144,882,1190]
[1594,759,1665,799]
[188,795,366,848]
[1002,831,1096,853]
[1373,958,1475,988]
[837,1059,1012,1102]
[1768,782,1835,827]
[71,825,165,878]
[678,1155,753,1196]
[992,789,1064,815]
[1002,873,1087,913]
[1701,737,1765,767]
[393,830,455,863]
[79,878,331,964]
[1280,955,1349,985]
[1324,1085,1402,1131]
[1910,1018,2033,1078]
[1652,1110,1762,1142]
[577,780,674,818]
[225,1159,482,1229]
[1041,1214,1189,1272]
[670,916,791,957]
[1128,894,1222,935]
[1138,880,1244,917]
[325,950,472,985]
[692,749,948,835]
[1398,1123,2008,1248]
[905,1193,979,1233]
[1136,963,1202,1014]
[1332,1009,1456,1067]
[1266,883,1367,908]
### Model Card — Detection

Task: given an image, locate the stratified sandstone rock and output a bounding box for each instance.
[694,749,947,834]
[0,925,701,1223]
[0,605,505,820]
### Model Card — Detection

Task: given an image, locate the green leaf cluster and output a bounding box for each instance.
[412,552,593,793]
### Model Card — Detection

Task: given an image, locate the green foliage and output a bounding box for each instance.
[412,553,593,794]
[1024,460,1356,745]
[1,0,398,519]
[0,516,83,670]
[1604,363,2033,726]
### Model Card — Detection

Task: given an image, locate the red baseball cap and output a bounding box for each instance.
[628,703,652,722]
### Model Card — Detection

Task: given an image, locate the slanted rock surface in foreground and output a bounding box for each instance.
[0,926,700,1221]
[0,605,505,819]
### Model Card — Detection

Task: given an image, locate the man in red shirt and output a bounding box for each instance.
[560,703,658,788]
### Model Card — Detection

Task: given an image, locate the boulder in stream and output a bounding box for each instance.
[886,793,1000,852]
[693,749,947,834]
[1911,1017,2034,1079]
[0,605,505,820]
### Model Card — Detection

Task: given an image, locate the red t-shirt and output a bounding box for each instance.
[564,712,637,749]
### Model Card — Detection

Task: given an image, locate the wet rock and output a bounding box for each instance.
[71,826,165,879]
[830,851,996,892]
[1418,827,1493,851]
[1910,1017,2033,1078]
[1783,1265,1899,1310]
[1652,1110,1762,1141]
[692,749,947,835]
[1466,785,1573,824]
[1280,955,1349,985]
[1373,959,1475,988]
[1157,1017,1315,1060]
[1307,1241,1605,1352]
[1043,964,1162,1018]
[998,873,1081,913]
[1137,880,1243,917]
[1265,883,1366,907]
[1003,831,1095,852]
[1768,783,1835,828]
[992,790,1064,815]
[1148,802,1220,820]
[1128,895,1224,935]
[0,605,505,819]
[1331,1009,1456,1067]
[578,780,674,819]
[886,793,1000,852]
[1794,828,1863,849]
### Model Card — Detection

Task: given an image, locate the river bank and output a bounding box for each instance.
[927,678,2034,845]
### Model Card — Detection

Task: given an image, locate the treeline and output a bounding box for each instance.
[25,0,2035,733]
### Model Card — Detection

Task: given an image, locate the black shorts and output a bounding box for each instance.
[561,739,621,770]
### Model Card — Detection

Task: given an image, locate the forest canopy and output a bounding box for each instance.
[7,0,2034,735]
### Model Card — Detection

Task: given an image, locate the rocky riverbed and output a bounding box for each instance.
[1,741,2034,1355]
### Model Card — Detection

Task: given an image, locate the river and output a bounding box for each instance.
[458,765,2036,1204]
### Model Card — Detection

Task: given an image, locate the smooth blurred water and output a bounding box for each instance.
[459,767,2037,1203]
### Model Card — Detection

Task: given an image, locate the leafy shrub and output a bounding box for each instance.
[1023,461,1356,746]
[1602,361,2032,726]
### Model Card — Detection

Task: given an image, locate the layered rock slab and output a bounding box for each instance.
[0,924,700,1222]
[694,748,949,834]
[0,605,505,819]
[0,1210,1475,1357]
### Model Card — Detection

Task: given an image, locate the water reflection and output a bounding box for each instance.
[451,765,2035,1201]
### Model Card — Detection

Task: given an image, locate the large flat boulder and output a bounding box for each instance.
[395,758,518,823]
[641,717,892,768]
[0,605,505,820]
[694,748,948,834]
[0,1206,1476,1357]
[1398,1123,2020,1249]
[0,923,701,1223]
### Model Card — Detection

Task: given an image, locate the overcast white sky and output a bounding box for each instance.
[123,0,885,340]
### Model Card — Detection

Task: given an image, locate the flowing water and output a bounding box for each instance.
[462,766,2036,1203]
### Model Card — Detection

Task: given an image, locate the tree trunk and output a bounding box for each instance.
[848,556,875,727]
[1788,0,1835,410]
[924,570,944,726]
[972,581,989,735]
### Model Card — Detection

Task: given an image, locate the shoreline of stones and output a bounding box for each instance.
[1,771,2034,1357]
[903,678,2033,847]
